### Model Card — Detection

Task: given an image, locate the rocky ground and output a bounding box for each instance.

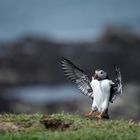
[0,26,139,86]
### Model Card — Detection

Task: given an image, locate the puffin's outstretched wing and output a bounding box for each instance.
[61,57,93,99]
[110,65,122,103]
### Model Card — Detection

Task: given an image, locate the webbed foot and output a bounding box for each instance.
[85,111,94,117]
[96,113,109,119]
[96,113,103,119]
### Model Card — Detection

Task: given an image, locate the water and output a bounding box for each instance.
[0,0,140,42]
[3,85,84,104]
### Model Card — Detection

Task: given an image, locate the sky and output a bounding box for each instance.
[0,0,140,42]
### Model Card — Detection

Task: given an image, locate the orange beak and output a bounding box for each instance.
[93,73,98,79]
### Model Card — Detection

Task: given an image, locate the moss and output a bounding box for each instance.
[0,113,139,140]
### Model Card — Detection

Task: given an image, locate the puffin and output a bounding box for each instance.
[61,57,122,119]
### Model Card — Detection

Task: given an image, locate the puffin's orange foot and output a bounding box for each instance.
[96,114,103,119]
[85,111,94,117]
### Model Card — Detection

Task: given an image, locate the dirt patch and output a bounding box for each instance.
[0,122,24,132]
[41,117,74,131]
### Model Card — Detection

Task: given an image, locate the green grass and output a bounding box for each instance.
[0,113,139,140]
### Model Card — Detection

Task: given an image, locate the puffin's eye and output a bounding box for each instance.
[100,71,103,74]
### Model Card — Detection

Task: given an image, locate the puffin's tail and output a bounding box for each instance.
[103,109,109,119]
[103,113,109,119]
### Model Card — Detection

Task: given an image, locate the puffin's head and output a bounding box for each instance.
[93,69,108,80]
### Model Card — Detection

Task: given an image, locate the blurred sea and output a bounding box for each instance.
[3,85,83,104]
[0,0,140,42]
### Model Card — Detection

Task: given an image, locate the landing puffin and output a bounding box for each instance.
[61,57,122,119]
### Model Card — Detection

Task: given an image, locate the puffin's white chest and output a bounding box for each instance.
[91,79,111,110]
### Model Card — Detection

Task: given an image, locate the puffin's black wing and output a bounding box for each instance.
[110,65,122,103]
[61,57,93,99]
